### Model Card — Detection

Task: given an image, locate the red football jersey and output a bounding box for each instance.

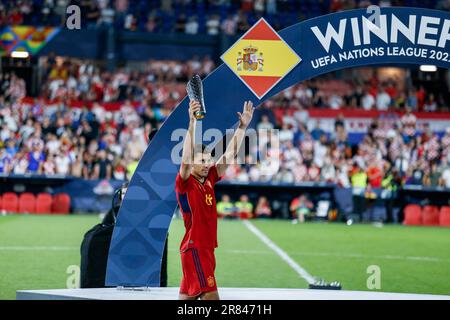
[175,166,222,252]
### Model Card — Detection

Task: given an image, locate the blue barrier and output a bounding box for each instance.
[1,174,449,220]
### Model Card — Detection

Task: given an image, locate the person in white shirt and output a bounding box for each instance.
[206,14,220,35]
[376,88,391,110]
[321,157,336,182]
[283,141,302,170]
[336,166,351,187]
[441,167,450,188]
[19,119,35,140]
[328,94,343,109]
[13,152,28,174]
[313,135,328,168]
[362,93,375,110]
[293,105,309,125]
[185,17,199,35]
[55,152,71,175]
[257,115,274,131]
[279,124,294,143]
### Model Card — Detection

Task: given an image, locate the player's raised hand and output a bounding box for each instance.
[188,100,201,122]
[237,101,255,129]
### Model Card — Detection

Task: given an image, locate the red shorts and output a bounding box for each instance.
[180,247,217,297]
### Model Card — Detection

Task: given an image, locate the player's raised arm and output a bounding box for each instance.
[216,101,254,177]
[180,100,201,180]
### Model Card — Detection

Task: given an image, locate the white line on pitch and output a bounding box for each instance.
[0,246,78,251]
[222,250,450,263]
[242,220,316,284]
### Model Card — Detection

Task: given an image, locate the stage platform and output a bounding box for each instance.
[16,287,450,300]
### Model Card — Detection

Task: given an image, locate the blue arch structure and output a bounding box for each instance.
[106,7,450,287]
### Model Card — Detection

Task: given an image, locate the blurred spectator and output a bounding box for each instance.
[257,115,274,131]
[362,91,375,110]
[55,151,71,175]
[290,194,313,224]
[236,10,250,33]
[351,164,368,188]
[0,147,12,174]
[185,16,199,34]
[424,162,441,187]
[441,163,450,188]
[8,8,23,25]
[401,107,417,138]
[266,0,277,14]
[206,14,220,35]
[13,150,29,174]
[424,93,437,112]
[27,142,45,173]
[235,194,253,219]
[92,149,112,179]
[217,194,235,219]
[376,86,391,111]
[71,153,84,177]
[254,196,271,218]
[279,123,294,143]
[311,121,325,141]
[367,161,383,188]
[221,13,237,35]
[175,13,187,32]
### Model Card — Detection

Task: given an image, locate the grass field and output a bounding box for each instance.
[1,214,450,299]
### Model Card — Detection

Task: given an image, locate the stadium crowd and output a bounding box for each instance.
[1,56,450,191]
[27,56,450,112]
[0,0,448,34]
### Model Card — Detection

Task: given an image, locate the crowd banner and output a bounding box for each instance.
[106,7,450,287]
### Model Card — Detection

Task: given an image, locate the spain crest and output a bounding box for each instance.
[221,18,301,99]
[237,45,263,72]
[207,276,215,287]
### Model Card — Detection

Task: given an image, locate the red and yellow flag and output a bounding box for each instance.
[221,18,301,99]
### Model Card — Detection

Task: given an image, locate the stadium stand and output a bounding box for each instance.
[2,192,19,213]
[18,192,36,214]
[439,206,450,227]
[403,204,422,226]
[35,193,53,214]
[51,193,71,214]
[0,0,446,33]
[422,205,440,226]
[1,59,450,187]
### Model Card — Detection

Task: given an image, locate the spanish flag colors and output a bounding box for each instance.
[221,18,301,99]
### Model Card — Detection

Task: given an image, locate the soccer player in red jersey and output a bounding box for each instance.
[176,99,254,300]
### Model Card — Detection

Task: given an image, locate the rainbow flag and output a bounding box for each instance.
[221,18,301,99]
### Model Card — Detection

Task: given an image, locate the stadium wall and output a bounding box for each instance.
[38,27,236,62]
[2,175,449,218]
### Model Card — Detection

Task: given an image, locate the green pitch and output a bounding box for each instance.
[1,214,450,300]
